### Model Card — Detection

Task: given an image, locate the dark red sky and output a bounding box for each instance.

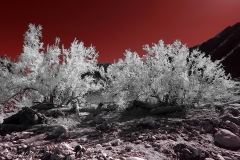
[1,0,240,63]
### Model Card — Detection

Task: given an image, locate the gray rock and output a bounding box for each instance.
[152,142,160,147]
[50,125,68,137]
[102,143,111,147]
[96,120,111,131]
[106,146,113,150]
[201,120,213,133]
[216,154,225,160]
[215,128,240,148]
[134,140,142,144]
[161,135,167,140]
[111,139,123,146]
[144,144,151,148]
[151,135,156,140]
[130,135,137,142]
[119,149,126,154]
[79,137,88,143]
[212,118,221,126]
[225,120,239,134]
[96,144,102,149]
[81,146,86,152]
[125,146,133,152]
[74,145,82,152]
[190,147,202,157]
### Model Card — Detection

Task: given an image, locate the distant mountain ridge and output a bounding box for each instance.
[190,22,240,79]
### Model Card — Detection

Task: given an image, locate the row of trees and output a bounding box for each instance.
[0,24,239,114]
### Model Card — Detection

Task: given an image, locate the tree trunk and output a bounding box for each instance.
[43,95,48,103]
[50,94,54,104]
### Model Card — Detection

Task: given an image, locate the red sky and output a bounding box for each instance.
[1,0,240,63]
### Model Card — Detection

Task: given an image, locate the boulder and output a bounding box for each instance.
[225,120,240,134]
[173,143,208,160]
[200,120,214,133]
[214,128,240,148]
[50,125,69,137]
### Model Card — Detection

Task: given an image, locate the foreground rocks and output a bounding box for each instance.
[215,128,240,148]
[1,101,240,159]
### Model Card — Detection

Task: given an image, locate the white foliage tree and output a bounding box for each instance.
[0,24,104,110]
[102,50,150,108]
[102,40,239,110]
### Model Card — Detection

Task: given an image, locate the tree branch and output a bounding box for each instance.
[0,87,38,103]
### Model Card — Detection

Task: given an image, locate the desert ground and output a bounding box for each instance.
[1,91,240,160]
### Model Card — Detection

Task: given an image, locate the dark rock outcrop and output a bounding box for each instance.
[190,22,240,79]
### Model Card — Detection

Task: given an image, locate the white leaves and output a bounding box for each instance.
[23,24,43,49]
[0,24,104,108]
[105,39,238,108]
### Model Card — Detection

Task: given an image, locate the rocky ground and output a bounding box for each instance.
[1,94,240,160]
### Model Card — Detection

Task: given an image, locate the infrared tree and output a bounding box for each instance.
[102,40,239,111]
[0,24,105,112]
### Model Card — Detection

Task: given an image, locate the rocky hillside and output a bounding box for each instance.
[190,22,240,79]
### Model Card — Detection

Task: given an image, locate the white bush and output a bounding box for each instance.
[0,24,103,108]
[102,40,239,109]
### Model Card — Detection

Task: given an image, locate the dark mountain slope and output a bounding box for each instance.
[190,22,240,79]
